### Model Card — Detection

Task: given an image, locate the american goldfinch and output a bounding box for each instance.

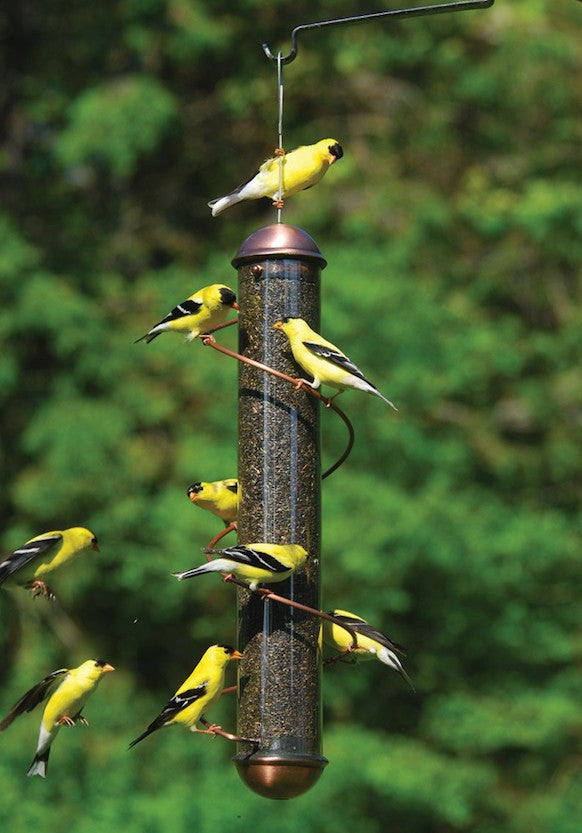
[274,317,397,409]
[0,659,115,777]
[187,479,239,526]
[173,543,308,591]
[135,284,238,344]
[321,609,414,690]
[129,644,242,748]
[208,139,343,216]
[0,526,99,598]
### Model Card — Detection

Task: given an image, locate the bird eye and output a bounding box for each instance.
[92,537,98,546]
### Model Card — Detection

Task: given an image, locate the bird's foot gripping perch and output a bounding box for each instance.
[24,580,55,601]
[56,715,77,727]
[199,716,259,746]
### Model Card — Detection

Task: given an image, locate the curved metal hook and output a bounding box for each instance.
[263,0,495,64]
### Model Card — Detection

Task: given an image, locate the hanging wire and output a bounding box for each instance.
[276,51,284,223]
[263,0,495,64]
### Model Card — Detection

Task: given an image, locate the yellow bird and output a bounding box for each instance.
[135,284,238,344]
[320,609,414,690]
[274,317,397,409]
[208,139,343,216]
[173,543,307,591]
[187,479,239,526]
[129,644,242,747]
[0,659,115,777]
[0,526,99,598]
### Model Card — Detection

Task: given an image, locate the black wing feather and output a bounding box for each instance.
[0,668,68,731]
[159,299,203,324]
[221,545,290,574]
[302,341,375,386]
[0,534,62,585]
[330,614,406,656]
[128,683,207,748]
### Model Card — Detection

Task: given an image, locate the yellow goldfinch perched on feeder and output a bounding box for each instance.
[274,317,397,409]
[173,543,307,591]
[135,284,238,344]
[208,139,343,216]
[321,609,414,690]
[0,527,99,599]
[129,644,242,748]
[0,659,115,777]
[187,479,239,526]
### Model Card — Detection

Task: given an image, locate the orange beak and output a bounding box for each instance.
[92,543,100,552]
[232,301,240,310]
[273,321,283,330]
[231,650,244,660]
[102,663,115,673]
[328,153,337,165]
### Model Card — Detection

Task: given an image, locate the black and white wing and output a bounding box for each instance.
[0,668,69,731]
[302,341,373,385]
[128,683,207,748]
[0,534,62,585]
[329,612,406,656]
[220,545,291,575]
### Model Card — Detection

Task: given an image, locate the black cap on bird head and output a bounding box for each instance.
[219,287,238,308]
[328,143,343,160]
[188,483,203,496]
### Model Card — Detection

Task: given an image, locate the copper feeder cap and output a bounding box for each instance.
[233,754,328,800]
[232,224,327,268]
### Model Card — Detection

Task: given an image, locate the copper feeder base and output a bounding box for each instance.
[233,753,328,800]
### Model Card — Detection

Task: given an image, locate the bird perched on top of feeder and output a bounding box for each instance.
[0,526,100,599]
[320,609,414,690]
[173,543,308,591]
[135,284,238,344]
[208,139,343,216]
[128,644,242,748]
[0,658,115,777]
[273,317,397,409]
[187,480,239,526]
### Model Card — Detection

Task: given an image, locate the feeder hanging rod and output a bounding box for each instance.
[263,0,495,64]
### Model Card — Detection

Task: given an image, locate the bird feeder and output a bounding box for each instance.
[231,224,327,799]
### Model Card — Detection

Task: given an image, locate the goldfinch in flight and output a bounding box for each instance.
[274,317,397,409]
[173,543,308,591]
[321,609,414,690]
[129,644,242,747]
[187,479,239,526]
[0,659,115,777]
[135,283,238,344]
[0,526,99,598]
[208,139,343,216]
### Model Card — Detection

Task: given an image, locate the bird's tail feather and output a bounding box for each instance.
[377,390,398,410]
[173,559,229,581]
[27,748,50,778]
[208,193,244,217]
[128,726,156,749]
[134,332,159,344]
[377,647,415,691]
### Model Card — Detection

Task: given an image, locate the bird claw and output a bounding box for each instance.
[200,333,216,346]
[272,199,284,209]
[57,715,76,726]
[222,573,236,583]
[25,580,56,601]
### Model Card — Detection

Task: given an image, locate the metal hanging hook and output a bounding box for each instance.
[263,0,495,64]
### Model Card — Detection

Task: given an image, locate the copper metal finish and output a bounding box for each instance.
[232,223,327,267]
[235,755,327,800]
[232,223,327,799]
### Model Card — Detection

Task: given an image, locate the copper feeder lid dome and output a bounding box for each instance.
[232,224,327,268]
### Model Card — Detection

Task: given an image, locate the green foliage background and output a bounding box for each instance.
[0,1,580,830]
